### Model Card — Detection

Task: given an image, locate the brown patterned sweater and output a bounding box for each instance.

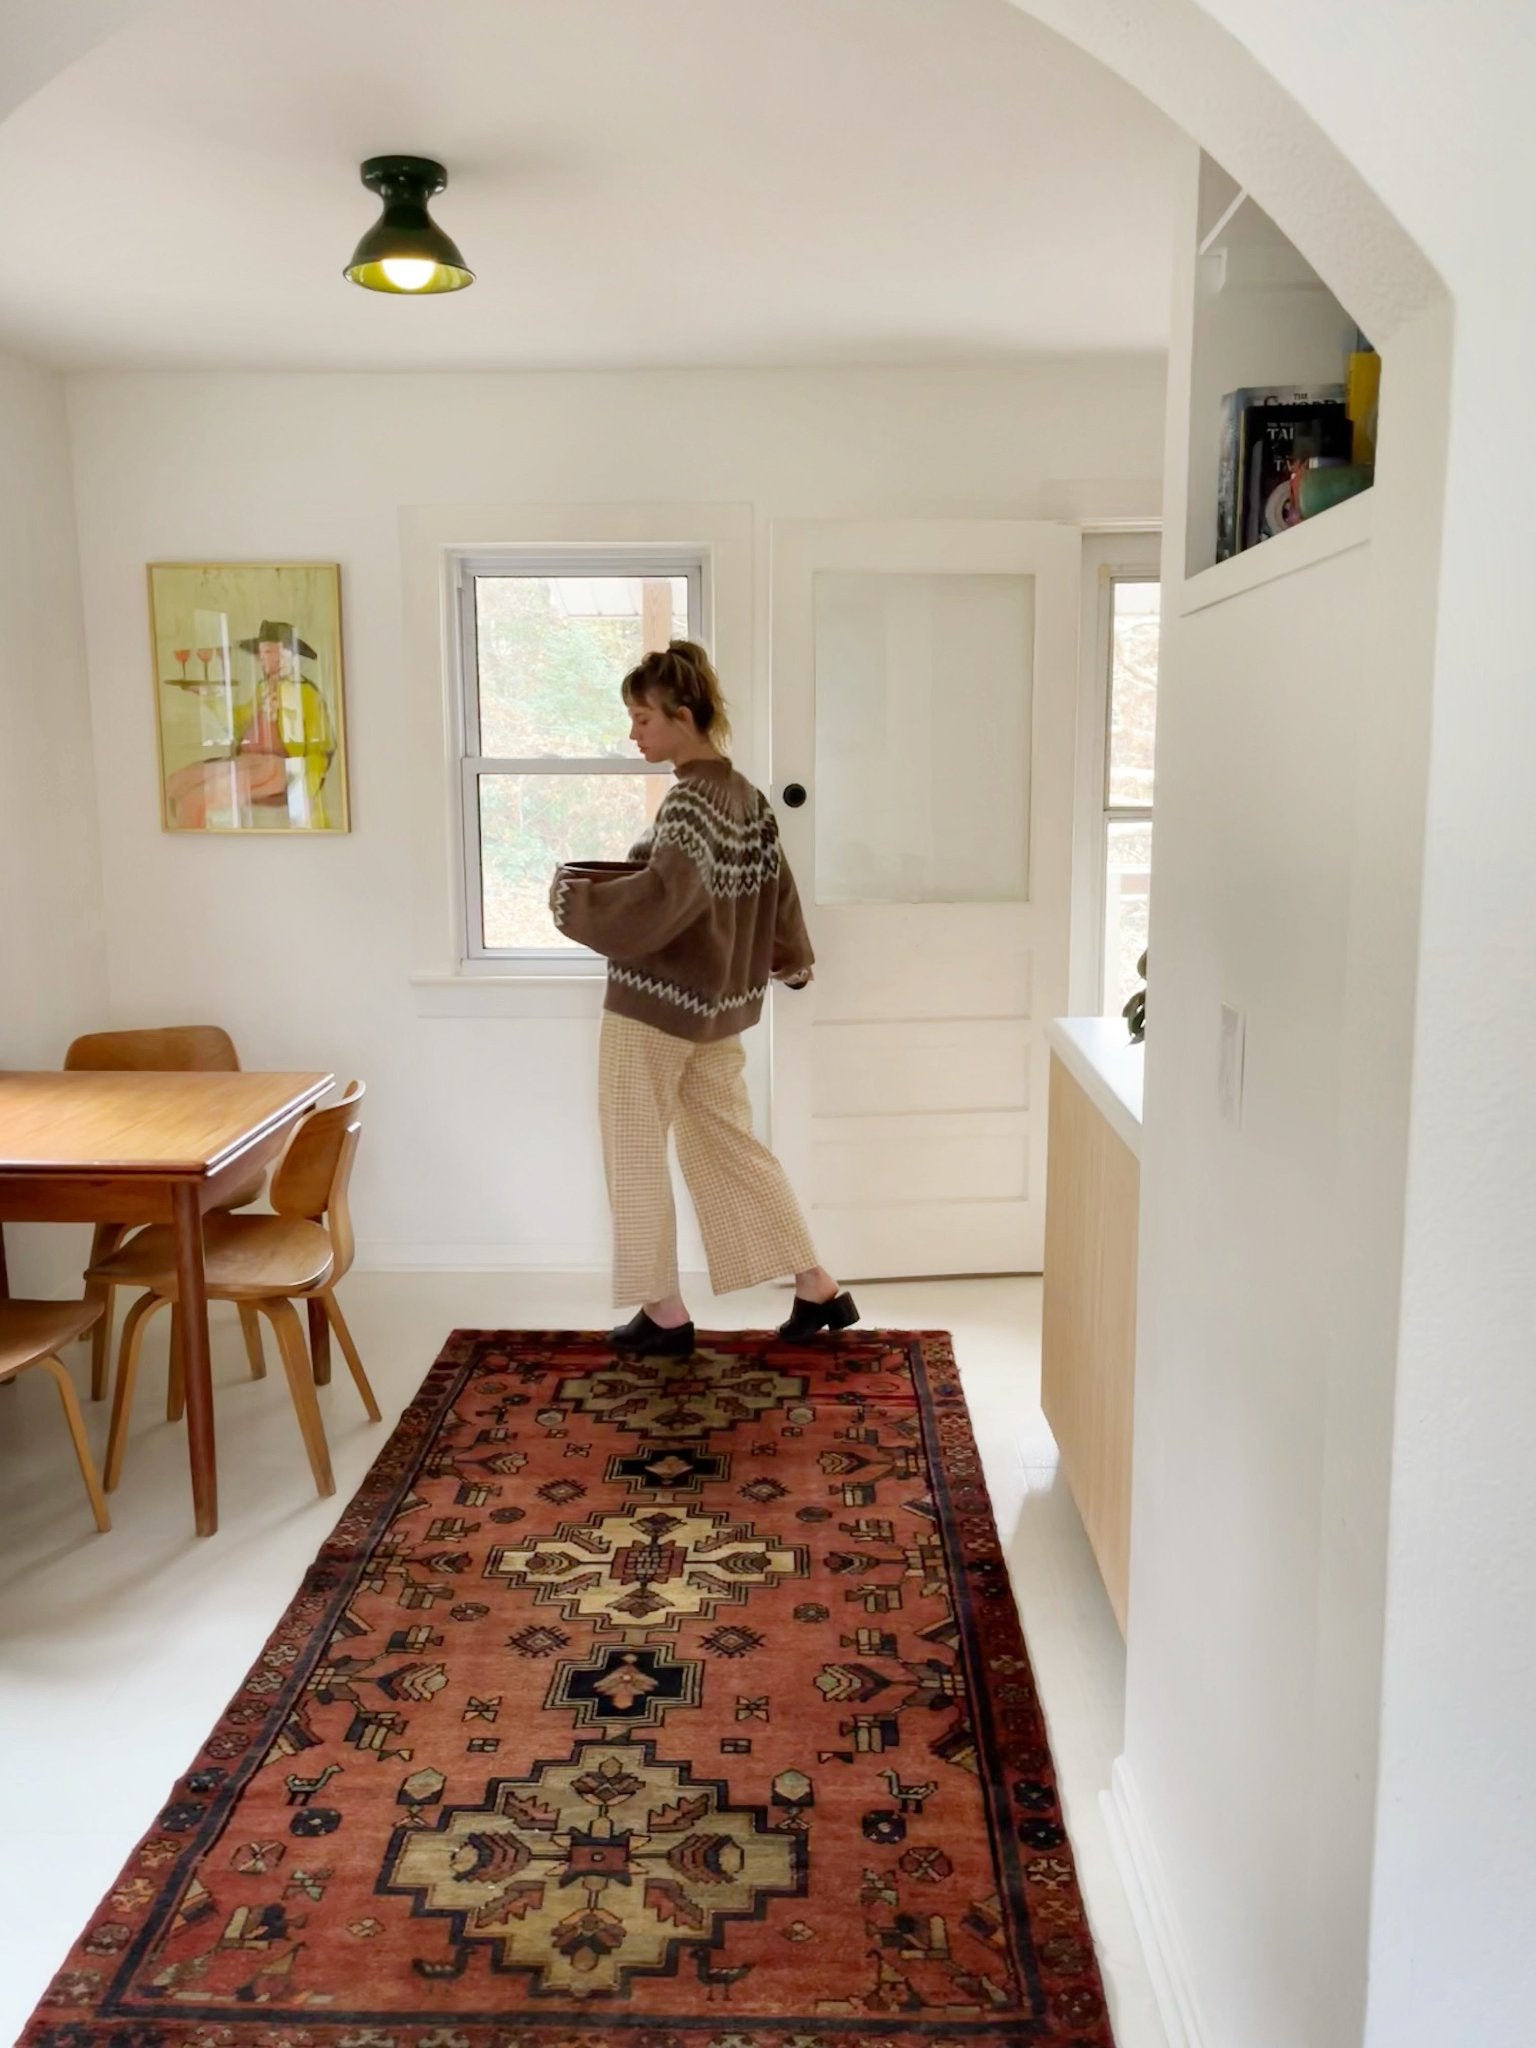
[550,757,814,1043]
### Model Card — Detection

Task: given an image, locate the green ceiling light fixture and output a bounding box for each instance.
[344,156,474,294]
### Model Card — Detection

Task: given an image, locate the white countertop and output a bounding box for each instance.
[1046,1016,1145,1159]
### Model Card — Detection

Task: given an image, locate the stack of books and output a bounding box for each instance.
[1216,385,1351,560]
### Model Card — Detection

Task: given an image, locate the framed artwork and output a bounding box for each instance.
[148,562,350,833]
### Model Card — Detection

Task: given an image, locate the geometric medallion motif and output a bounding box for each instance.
[605,1444,732,1498]
[380,1740,806,1995]
[556,1347,807,1440]
[544,1642,703,1729]
[485,1505,808,1639]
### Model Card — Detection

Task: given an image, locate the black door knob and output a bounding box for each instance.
[782,782,807,809]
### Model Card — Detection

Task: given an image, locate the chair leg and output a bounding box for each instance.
[322,1292,381,1423]
[86,1223,128,1401]
[238,1303,267,1379]
[260,1298,335,1498]
[35,1353,110,1531]
[106,1291,165,1492]
[307,1296,332,1386]
[89,1282,118,1403]
[167,1302,186,1422]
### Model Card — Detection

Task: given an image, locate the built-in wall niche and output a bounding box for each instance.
[1185,152,1378,583]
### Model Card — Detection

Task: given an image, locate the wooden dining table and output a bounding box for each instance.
[0,1068,333,1535]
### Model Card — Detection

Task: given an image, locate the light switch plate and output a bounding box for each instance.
[1218,1003,1246,1125]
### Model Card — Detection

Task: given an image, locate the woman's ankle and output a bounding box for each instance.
[794,1267,839,1304]
[643,1296,691,1329]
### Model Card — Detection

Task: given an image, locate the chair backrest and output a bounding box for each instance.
[271,1081,365,1282]
[65,1025,241,1072]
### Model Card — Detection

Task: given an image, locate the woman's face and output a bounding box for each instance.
[627,691,696,764]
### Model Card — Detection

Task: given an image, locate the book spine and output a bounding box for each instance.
[1242,408,1265,550]
[1346,350,1381,466]
[1216,389,1245,562]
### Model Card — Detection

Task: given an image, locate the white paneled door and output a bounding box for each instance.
[770,520,1081,1278]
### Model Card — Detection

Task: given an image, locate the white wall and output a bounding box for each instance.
[1100,137,1451,2047]
[0,348,108,1292]
[65,361,1165,1273]
[1132,536,1386,2048]
[1012,5,1535,2045]
[1240,14,1536,2036]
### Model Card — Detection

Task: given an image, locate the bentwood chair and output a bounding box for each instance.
[90,1083,379,1503]
[0,1300,110,1531]
[64,1026,268,1400]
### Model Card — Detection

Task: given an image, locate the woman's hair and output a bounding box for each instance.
[621,639,732,748]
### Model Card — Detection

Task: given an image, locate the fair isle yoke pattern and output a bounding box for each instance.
[551,756,814,1044]
[635,778,785,898]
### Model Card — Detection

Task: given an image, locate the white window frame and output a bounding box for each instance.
[454,548,705,972]
[1069,530,1161,1015]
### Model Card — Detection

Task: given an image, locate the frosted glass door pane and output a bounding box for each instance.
[812,573,1033,905]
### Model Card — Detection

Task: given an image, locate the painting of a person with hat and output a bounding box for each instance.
[233,618,338,826]
[163,616,340,830]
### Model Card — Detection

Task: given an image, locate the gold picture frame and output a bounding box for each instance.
[148,562,350,833]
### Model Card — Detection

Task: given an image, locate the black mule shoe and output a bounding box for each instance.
[776,1290,860,1341]
[609,1309,696,1357]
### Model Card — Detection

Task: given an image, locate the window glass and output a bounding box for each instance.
[475,575,689,758]
[1102,575,1159,1018]
[1107,580,1159,807]
[461,559,698,957]
[478,772,662,950]
[1104,818,1153,1017]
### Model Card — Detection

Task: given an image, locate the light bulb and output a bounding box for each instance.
[380,256,438,292]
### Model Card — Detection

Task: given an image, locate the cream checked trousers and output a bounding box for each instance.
[599,1013,819,1307]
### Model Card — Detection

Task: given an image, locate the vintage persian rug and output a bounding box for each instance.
[23,1331,1113,2047]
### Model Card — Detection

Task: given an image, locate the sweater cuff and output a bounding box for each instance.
[550,869,581,933]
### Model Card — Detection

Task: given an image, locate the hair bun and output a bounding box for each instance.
[621,638,732,747]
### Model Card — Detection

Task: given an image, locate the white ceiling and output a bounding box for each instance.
[0,0,1182,372]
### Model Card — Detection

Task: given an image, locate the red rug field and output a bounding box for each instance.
[22,1329,1114,2046]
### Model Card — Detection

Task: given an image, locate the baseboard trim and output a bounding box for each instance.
[352,1245,599,1273]
[351,1244,710,1278]
[1101,1757,1209,2048]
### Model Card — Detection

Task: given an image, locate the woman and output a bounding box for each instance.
[551,640,857,1355]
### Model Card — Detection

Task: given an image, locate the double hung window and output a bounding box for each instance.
[455,553,703,963]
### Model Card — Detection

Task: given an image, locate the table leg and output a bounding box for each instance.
[0,1223,11,1387]
[171,1182,218,1536]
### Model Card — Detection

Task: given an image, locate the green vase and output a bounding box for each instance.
[1298,464,1373,518]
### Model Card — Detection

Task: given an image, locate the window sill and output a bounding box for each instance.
[409,971,605,1019]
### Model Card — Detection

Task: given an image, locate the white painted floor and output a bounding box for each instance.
[0,1272,1164,2047]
